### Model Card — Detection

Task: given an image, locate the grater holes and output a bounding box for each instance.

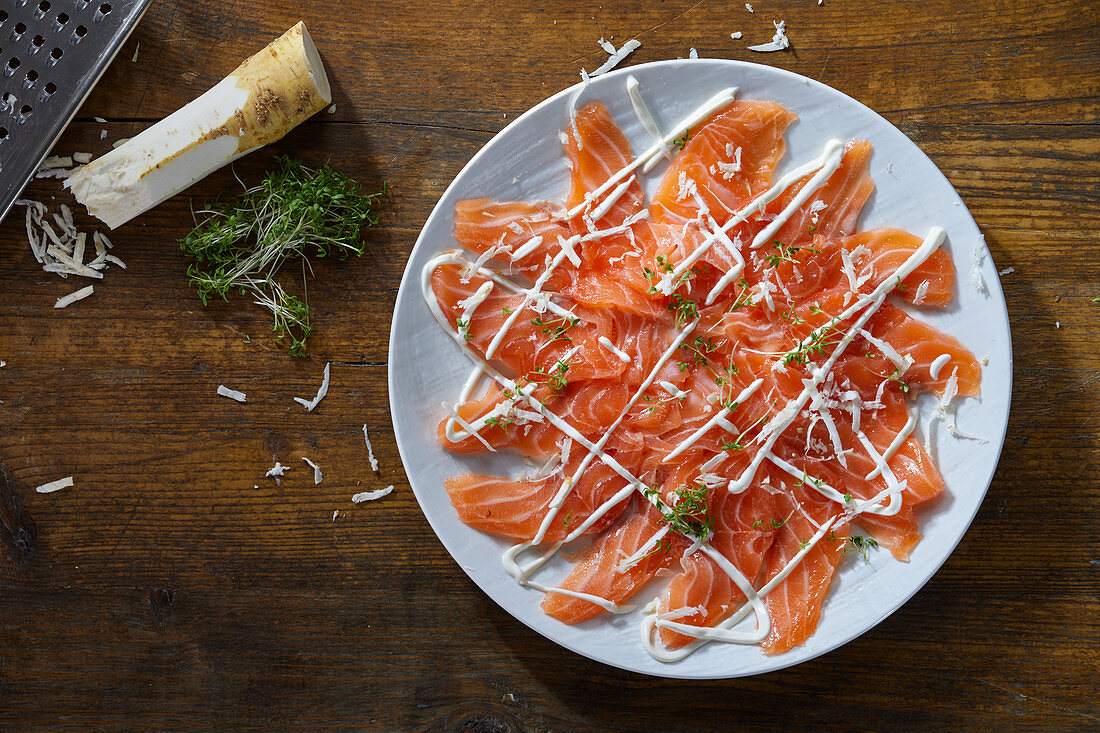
[95,4,112,22]
[31,35,45,53]
[73,25,88,43]
[0,126,7,140]
[23,68,37,88]
[0,11,7,24]
[33,2,50,21]
[43,81,56,96]
[56,12,68,25]
[1,92,15,109]
[46,46,62,67]
[12,22,28,39]
[18,104,32,121]
[5,57,19,77]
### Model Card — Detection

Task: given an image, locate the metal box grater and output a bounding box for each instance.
[0,0,153,224]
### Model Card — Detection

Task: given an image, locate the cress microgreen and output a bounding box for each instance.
[181,156,386,356]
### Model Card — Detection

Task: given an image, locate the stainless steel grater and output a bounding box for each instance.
[0,0,153,224]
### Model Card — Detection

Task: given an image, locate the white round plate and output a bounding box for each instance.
[388,59,1012,679]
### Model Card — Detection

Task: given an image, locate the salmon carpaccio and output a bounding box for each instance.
[425,94,981,662]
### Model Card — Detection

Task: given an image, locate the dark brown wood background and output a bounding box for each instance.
[1,1,1097,730]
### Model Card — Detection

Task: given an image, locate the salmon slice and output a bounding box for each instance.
[774,385,941,561]
[564,266,667,318]
[814,453,926,562]
[542,503,687,624]
[445,456,633,543]
[608,310,691,388]
[752,235,848,306]
[852,507,922,562]
[564,102,645,229]
[852,301,981,399]
[860,388,946,505]
[658,483,777,648]
[768,140,875,245]
[430,263,625,383]
[651,100,798,225]
[840,228,955,307]
[437,378,633,458]
[452,198,577,288]
[646,347,803,458]
[436,381,525,455]
[760,485,849,655]
[642,100,796,283]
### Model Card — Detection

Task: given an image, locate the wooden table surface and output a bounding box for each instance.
[1,1,1097,729]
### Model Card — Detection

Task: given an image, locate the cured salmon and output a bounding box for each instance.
[542,502,687,624]
[425,92,982,660]
[657,483,777,648]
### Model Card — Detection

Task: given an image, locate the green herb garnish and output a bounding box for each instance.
[729,277,755,312]
[548,359,570,393]
[676,335,719,372]
[668,293,699,327]
[783,315,845,367]
[181,156,385,356]
[845,535,879,562]
[531,314,580,344]
[884,367,910,393]
[643,483,714,541]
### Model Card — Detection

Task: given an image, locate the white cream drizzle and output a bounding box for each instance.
[865,404,918,481]
[748,140,845,251]
[663,378,764,463]
[588,175,637,221]
[929,353,952,381]
[598,336,632,363]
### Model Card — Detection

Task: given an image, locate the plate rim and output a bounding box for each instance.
[387,57,1013,679]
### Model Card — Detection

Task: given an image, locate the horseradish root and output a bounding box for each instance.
[66,22,331,229]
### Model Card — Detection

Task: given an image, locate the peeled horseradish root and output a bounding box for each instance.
[65,22,331,230]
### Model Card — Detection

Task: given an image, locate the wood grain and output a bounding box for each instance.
[1,0,1098,729]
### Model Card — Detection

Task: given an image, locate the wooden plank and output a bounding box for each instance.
[78,1,1097,128]
[0,585,1095,728]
